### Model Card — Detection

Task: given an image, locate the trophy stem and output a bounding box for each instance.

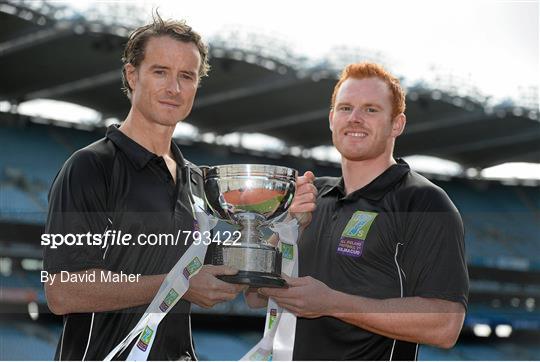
[237,213,264,245]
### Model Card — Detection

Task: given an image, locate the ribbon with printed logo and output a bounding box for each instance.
[241,218,299,361]
[104,194,218,361]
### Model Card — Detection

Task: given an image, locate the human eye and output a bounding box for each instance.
[337,105,352,112]
[154,69,166,76]
[366,107,378,113]
[180,72,196,81]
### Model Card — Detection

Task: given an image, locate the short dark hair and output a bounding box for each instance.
[121,12,210,99]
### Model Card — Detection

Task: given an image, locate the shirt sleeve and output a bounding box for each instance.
[43,148,110,274]
[399,185,469,309]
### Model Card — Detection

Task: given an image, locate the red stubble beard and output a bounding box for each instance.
[333,127,392,162]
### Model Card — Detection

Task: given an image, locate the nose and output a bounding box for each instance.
[349,108,365,124]
[166,77,181,95]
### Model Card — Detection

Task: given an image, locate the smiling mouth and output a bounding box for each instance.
[345,131,368,138]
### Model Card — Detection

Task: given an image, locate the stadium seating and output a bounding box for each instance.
[436,179,540,269]
[1,123,99,223]
[0,185,44,224]
[0,323,56,360]
[1,122,539,361]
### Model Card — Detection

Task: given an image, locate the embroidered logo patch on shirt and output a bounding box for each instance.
[337,211,378,257]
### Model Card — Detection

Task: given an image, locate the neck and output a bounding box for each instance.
[119,109,175,156]
[341,153,396,195]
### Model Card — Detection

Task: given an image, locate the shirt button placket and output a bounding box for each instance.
[329,199,343,237]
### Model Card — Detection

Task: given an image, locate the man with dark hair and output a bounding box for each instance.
[120,14,210,99]
[257,62,469,360]
[43,14,316,360]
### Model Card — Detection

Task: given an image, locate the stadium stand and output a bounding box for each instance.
[1,120,539,360]
[437,179,540,270]
[0,322,58,360]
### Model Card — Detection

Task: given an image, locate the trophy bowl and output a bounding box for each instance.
[202,164,297,288]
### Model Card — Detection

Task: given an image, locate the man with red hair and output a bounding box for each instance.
[259,62,469,360]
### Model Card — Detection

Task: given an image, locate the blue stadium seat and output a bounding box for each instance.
[0,323,56,360]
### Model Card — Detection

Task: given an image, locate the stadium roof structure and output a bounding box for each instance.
[1,0,539,169]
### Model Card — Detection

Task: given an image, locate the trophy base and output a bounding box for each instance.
[211,243,285,288]
[218,271,287,288]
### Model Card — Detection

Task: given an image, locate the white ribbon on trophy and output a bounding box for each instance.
[241,217,300,361]
[104,189,218,360]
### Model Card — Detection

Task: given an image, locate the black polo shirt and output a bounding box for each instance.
[293,159,469,361]
[43,125,203,360]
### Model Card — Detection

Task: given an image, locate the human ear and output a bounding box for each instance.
[392,114,406,137]
[125,63,138,91]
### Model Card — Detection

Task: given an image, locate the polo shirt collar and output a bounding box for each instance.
[106,124,186,170]
[321,159,410,201]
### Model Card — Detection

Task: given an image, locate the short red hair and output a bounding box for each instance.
[331,62,406,118]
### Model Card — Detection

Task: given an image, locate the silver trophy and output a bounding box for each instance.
[202,164,297,288]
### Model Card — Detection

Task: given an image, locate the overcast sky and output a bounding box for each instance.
[23,0,540,178]
[65,0,539,104]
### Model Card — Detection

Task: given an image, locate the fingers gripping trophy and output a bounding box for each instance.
[202,164,297,288]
